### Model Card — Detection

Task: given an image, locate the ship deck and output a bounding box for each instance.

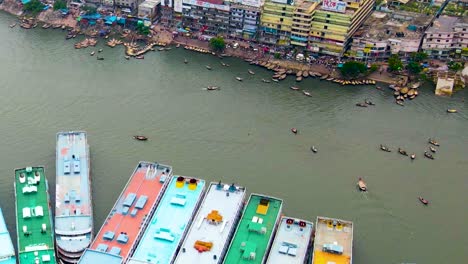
[265,217,313,264]
[15,167,56,263]
[223,194,283,264]
[174,182,246,264]
[127,176,206,264]
[0,208,16,264]
[78,162,172,264]
[312,216,353,264]
[55,131,93,254]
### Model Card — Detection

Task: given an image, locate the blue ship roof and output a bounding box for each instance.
[78,249,122,264]
[128,176,205,264]
[0,208,16,263]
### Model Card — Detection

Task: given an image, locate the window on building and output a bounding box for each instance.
[324,26,328,30]
[327,14,330,18]
[437,39,440,42]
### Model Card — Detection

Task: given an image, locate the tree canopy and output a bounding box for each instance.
[209,37,226,53]
[82,5,97,14]
[410,52,428,63]
[388,54,403,72]
[339,61,367,79]
[406,61,422,75]
[448,61,463,72]
[53,0,67,11]
[23,0,45,16]
[136,23,150,35]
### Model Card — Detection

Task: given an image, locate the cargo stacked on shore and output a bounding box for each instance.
[0,208,16,264]
[14,166,56,264]
[78,161,172,264]
[55,131,93,263]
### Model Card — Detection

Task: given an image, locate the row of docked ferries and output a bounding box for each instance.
[3,130,354,264]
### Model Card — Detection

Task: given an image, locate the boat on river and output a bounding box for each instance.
[224,194,283,264]
[0,208,16,264]
[128,176,205,264]
[236,77,243,81]
[265,217,314,264]
[174,182,246,264]
[290,86,300,91]
[358,178,367,191]
[312,216,353,264]
[79,162,172,264]
[248,69,255,75]
[14,166,56,264]
[447,109,457,113]
[9,23,16,28]
[55,131,93,263]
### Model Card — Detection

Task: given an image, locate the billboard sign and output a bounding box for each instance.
[182,0,230,11]
[174,0,182,12]
[322,0,347,13]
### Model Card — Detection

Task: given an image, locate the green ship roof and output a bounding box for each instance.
[223,194,283,264]
[14,167,56,264]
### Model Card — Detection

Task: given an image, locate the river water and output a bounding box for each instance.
[1,13,467,263]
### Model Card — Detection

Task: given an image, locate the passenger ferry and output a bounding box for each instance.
[14,166,56,264]
[174,182,246,264]
[223,194,283,264]
[312,216,353,264]
[78,162,172,264]
[55,131,93,263]
[0,208,16,264]
[265,217,314,264]
[127,176,206,264]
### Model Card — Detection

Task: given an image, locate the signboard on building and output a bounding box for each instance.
[270,0,288,4]
[174,0,182,12]
[239,0,261,7]
[322,0,347,13]
[182,0,230,11]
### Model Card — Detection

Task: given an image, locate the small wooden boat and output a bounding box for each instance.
[52,24,61,29]
[356,103,367,107]
[296,77,302,82]
[428,138,440,146]
[309,71,315,77]
[291,128,298,134]
[136,55,144,59]
[32,23,38,28]
[61,25,66,30]
[272,79,279,83]
[447,109,457,113]
[184,58,188,64]
[418,197,429,205]
[424,151,434,160]
[398,148,408,156]
[133,135,148,141]
[90,51,95,56]
[303,91,312,97]
[96,56,104,60]
[248,69,255,75]
[358,178,367,191]
[365,100,375,106]
[296,71,303,77]
[9,23,16,28]
[290,86,300,91]
[20,23,32,29]
[429,146,437,153]
[320,75,328,80]
[326,77,334,81]
[279,74,287,80]
[315,73,322,77]
[260,79,269,83]
[207,86,220,91]
[206,65,212,70]
[98,49,103,53]
[125,56,130,60]
[303,71,309,78]
[236,77,243,81]
[396,101,404,106]
[225,64,230,67]
[410,154,416,160]
[380,145,391,152]
[220,61,226,66]
[310,146,317,153]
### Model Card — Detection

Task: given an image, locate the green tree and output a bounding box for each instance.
[53,0,67,11]
[136,23,150,35]
[410,52,428,63]
[388,54,403,72]
[339,61,367,79]
[82,5,97,14]
[448,61,463,71]
[209,37,226,53]
[407,61,422,75]
[23,0,45,16]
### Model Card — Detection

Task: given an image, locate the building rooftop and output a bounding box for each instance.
[15,166,56,264]
[265,217,314,264]
[128,176,206,264]
[55,131,93,255]
[354,11,431,40]
[139,0,161,9]
[312,216,353,264]
[426,15,460,33]
[223,194,283,264]
[78,162,172,264]
[0,208,16,264]
[174,182,246,264]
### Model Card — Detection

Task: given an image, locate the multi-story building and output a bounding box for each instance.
[115,0,145,12]
[422,16,468,59]
[229,0,262,40]
[290,0,318,47]
[138,0,161,21]
[181,0,231,35]
[350,10,432,61]
[259,0,295,46]
[308,0,375,56]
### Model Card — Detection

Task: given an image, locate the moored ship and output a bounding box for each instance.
[14,166,56,264]
[174,182,246,264]
[223,194,283,264]
[127,176,206,264]
[78,161,172,264]
[55,131,93,263]
[265,217,314,264]
[0,208,16,264]
[312,216,353,264]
